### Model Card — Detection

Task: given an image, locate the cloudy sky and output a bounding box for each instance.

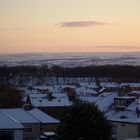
[0,0,140,53]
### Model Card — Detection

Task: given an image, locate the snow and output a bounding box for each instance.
[34,85,76,91]
[0,112,24,129]
[75,87,98,96]
[40,135,47,138]
[132,91,140,95]
[80,92,117,112]
[125,138,140,140]
[120,83,140,88]
[27,108,60,124]
[14,81,140,126]
[115,96,135,99]
[107,111,134,123]
[79,96,101,103]
[101,82,119,88]
[0,108,40,124]
[43,132,56,136]
[79,82,98,88]
[96,92,117,112]
[106,107,140,124]
[106,94,140,124]
[99,87,106,93]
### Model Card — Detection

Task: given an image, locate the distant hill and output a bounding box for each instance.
[0,52,140,67]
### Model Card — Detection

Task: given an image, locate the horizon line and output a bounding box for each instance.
[0,51,140,55]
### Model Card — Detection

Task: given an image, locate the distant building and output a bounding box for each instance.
[28,93,71,118]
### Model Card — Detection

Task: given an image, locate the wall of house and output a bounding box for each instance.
[39,107,69,119]
[41,124,59,132]
[23,123,40,140]
[14,130,23,140]
[113,122,138,140]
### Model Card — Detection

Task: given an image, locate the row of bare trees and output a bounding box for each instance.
[0,65,140,86]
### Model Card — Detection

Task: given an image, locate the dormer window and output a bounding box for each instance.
[115,99,126,107]
[114,97,135,110]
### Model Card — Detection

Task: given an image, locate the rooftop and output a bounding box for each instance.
[27,108,60,124]
[0,111,24,129]
[0,108,40,124]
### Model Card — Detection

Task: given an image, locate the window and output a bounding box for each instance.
[115,99,126,107]
[122,100,126,106]
[115,100,120,106]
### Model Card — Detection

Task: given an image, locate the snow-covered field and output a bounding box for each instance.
[0,52,140,67]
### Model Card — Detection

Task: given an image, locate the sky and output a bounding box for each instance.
[0,0,140,53]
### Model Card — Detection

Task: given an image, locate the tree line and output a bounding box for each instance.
[0,65,140,85]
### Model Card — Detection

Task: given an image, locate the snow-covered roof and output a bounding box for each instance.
[107,111,140,124]
[99,87,106,93]
[106,101,140,124]
[80,92,117,112]
[79,96,101,103]
[120,83,140,88]
[101,82,119,88]
[75,87,98,96]
[115,96,135,99]
[33,85,76,92]
[96,92,117,112]
[79,82,98,88]
[29,93,71,107]
[126,101,137,111]
[27,108,60,124]
[0,108,40,124]
[0,112,24,129]
[125,138,140,140]
[132,91,140,95]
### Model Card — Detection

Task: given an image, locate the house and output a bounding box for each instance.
[120,83,140,91]
[107,95,140,140]
[0,108,60,140]
[79,92,118,112]
[75,87,98,97]
[27,108,60,132]
[101,82,119,92]
[107,109,140,140]
[0,111,24,140]
[78,88,140,140]
[28,93,71,118]
[114,96,135,111]
[0,108,40,140]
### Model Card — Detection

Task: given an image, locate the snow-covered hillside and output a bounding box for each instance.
[0,52,140,67]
